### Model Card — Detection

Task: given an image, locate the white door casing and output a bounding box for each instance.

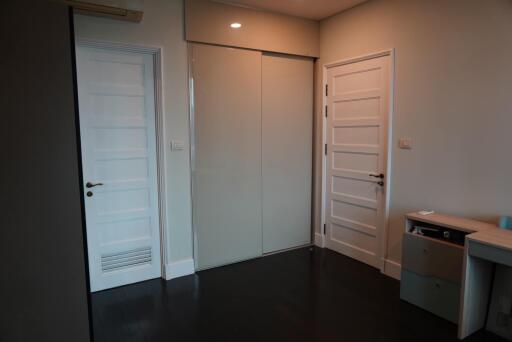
[76,46,162,292]
[324,52,392,269]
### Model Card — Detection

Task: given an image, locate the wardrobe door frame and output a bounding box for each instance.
[188,43,315,270]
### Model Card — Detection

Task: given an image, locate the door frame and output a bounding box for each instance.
[75,38,169,280]
[320,49,395,277]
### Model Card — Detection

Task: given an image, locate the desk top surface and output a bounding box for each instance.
[467,229,512,252]
[406,212,497,233]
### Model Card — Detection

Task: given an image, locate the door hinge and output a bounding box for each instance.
[325,105,328,118]
[325,84,328,96]
[323,223,326,235]
[324,144,327,155]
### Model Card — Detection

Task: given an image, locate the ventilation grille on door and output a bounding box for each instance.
[101,247,152,273]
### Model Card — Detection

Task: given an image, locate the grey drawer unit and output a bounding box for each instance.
[400,213,484,324]
[401,269,461,323]
[402,232,464,283]
[401,232,464,323]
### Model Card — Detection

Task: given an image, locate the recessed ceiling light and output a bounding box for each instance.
[230,22,242,29]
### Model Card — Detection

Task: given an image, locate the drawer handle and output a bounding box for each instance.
[435,283,440,288]
[423,248,429,254]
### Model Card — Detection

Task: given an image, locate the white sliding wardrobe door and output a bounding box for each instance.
[262,53,313,253]
[192,44,263,270]
[76,46,161,292]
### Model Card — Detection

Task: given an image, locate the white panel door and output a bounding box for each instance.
[325,55,390,268]
[76,46,161,292]
[262,53,313,253]
[191,43,263,270]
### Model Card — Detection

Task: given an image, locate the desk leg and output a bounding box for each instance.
[458,248,493,339]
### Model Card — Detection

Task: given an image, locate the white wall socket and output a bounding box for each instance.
[171,140,185,151]
[399,137,413,149]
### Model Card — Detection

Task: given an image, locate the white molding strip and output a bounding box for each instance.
[382,259,401,280]
[323,49,393,69]
[75,38,162,54]
[314,233,325,248]
[165,259,195,280]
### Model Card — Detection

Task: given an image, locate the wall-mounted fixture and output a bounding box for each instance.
[399,137,413,149]
[230,22,242,28]
[60,0,143,22]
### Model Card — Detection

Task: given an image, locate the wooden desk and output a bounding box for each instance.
[405,212,496,233]
[458,229,512,339]
[401,213,496,323]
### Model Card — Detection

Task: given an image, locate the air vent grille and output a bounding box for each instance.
[101,247,151,273]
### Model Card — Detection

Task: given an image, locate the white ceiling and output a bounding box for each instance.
[220,0,369,20]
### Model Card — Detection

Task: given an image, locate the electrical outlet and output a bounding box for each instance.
[399,137,412,149]
[171,140,185,151]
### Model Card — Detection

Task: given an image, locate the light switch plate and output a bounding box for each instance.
[399,137,412,149]
[171,140,185,151]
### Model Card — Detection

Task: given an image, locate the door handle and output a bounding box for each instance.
[86,182,103,188]
[369,173,384,179]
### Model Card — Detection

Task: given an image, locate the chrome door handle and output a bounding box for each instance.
[86,182,103,188]
[369,173,384,179]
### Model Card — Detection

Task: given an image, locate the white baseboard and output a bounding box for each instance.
[382,259,401,280]
[314,233,325,248]
[165,258,195,280]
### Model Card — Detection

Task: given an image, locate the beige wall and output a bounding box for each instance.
[315,0,512,264]
[186,0,319,57]
[74,0,512,269]
[74,0,193,265]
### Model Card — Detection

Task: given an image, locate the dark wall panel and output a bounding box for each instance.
[0,1,91,341]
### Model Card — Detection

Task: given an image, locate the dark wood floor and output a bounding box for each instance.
[91,247,506,342]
